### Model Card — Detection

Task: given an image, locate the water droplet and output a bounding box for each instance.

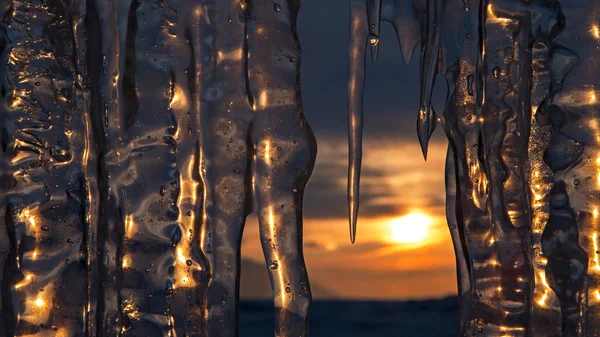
[274,3,281,12]
[369,34,379,46]
[269,261,278,270]
[186,260,192,266]
[285,286,291,293]
[160,186,166,196]
[41,225,49,231]
[574,178,581,186]
[493,67,502,79]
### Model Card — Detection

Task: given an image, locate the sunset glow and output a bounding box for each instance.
[389,213,432,245]
[241,140,456,299]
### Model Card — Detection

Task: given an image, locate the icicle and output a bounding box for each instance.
[347,0,368,243]
[367,0,382,63]
[246,1,315,336]
[444,145,471,331]
[0,1,97,335]
[417,0,446,160]
[381,0,424,66]
[201,1,252,336]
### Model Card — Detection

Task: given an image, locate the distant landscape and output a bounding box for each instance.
[239,298,458,337]
[239,259,458,337]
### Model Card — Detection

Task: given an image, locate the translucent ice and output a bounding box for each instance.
[348,0,600,335]
[0,1,315,336]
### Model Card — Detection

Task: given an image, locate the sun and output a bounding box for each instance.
[389,213,432,244]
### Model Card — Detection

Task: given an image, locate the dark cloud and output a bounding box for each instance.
[297,0,448,142]
[303,154,412,219]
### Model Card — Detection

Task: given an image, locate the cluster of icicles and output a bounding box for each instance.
[348,0,600,336]
[0,0,598,336]
[0,0,315,336]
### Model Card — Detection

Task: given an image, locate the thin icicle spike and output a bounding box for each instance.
[347,0,426,242]
[417,0,446,160]
[347,0,368,243]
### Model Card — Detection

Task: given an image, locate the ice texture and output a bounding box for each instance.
[0,0,314,336]
[348,0,600,335]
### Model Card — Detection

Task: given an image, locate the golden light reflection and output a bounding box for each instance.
[21,286,54,325]
[19,327,70,337]
[217,48,243,63]
[596,156,600,187]
[536,270,551,307]
[177,247,187,265]
[592,25,600,39]
[14,274,33,289]
[259,91,268,109]
[173,152,201,289]
[20,208,37,227]
[10,150,33,165]
[593,233,600,271]
[389,213,431,245]
[169,85,187,110]
[486,4,512,24]
[264,140,271,163]
[266,205,287,304]
[125,215,135,238]
[122,299,141,321]
[34,296,45,308]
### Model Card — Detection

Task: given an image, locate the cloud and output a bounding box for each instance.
[238,0,455,300]
[303,239,338,252]
[298,0,448,142]
[303,138,448,219]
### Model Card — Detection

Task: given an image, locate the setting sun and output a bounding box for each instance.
[389,213,432,244]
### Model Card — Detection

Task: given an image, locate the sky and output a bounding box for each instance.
[240,0,457,300]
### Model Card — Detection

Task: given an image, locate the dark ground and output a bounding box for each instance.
[239,297,458,337]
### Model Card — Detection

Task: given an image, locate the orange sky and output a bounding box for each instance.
[241,138,458,300]
[237,1,457,300]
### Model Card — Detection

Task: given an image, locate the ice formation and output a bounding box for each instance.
[0,0,314,336]
[348,0,600,335]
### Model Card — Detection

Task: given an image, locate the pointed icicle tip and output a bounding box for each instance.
[370,40,379,64]
[417,0,447,161]
[417,106,430,161]
[349,205,358,244]
[348,0,367,244]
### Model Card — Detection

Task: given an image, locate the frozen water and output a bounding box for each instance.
[349,0,600,336]
[0,0,313,336]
